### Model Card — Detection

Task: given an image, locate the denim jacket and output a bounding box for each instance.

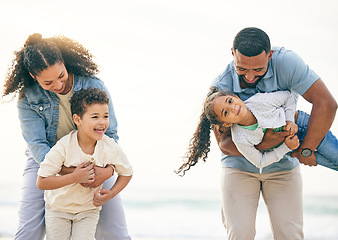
[17,75,119,164]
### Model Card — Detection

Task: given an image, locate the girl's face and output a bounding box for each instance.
[212,95,248,127]
[31,63,70,95]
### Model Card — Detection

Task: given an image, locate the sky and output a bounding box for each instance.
[0,0,338,203]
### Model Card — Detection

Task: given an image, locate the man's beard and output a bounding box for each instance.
[238,71,267,88]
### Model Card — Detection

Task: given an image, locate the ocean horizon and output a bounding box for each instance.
[1,174,338,239]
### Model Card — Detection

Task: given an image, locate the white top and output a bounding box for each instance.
[38,130,133,213]
[231,91,296,173]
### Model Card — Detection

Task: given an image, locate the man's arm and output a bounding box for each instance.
[213,126,242,156]
[290,78,337,165]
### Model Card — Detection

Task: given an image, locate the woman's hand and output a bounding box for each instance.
[82,165,114,188]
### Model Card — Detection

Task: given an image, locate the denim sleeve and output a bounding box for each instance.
[17,96,51,164]
[89,78,119,142]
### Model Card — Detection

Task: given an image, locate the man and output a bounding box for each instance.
[213,27,337,239]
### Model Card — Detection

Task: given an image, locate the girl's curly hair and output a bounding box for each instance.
[176,87,235,176]
[3,33,99,98]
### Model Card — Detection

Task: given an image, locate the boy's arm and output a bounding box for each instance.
[93,175,132,207]
[37,162,95,190]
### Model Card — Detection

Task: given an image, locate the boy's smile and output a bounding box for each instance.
[75,103,110,144]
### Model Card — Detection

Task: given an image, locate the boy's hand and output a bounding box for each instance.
[284,121,298,135]
[93,189,112,207]
[284,134,300,150]
[84,165,114,188]
[72,161,95,184]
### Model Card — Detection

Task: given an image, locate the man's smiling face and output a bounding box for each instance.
[232,49,273,88]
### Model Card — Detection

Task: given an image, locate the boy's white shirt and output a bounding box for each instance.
[38,130,133,213]
[231,91,296,173]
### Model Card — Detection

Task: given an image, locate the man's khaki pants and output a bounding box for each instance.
[221,166,303,240]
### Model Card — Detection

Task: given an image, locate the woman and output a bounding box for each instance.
[2,33,131,240]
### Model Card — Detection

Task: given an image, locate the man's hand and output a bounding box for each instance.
[291,148,317,166]
[82,165,114,188]
[255,129,290,151]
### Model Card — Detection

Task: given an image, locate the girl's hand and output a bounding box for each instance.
[256,129,289,152]
[284,134,300,150]
[93,189,112,207]
[72,161,95,184]
[284,121,298,135]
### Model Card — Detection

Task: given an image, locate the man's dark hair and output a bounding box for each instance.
[233,27,271,57]
[70,87,109,117]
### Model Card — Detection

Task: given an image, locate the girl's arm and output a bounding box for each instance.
[232,125,297,172]
[93,175,132,207]
[37,162,94,190]
[235,140,292,173]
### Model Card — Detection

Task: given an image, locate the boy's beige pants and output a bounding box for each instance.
[45,204,100,240]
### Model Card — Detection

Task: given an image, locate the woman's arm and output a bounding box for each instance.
[17,96,51,164]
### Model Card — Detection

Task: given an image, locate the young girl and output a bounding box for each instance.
[177,87,338,175]
[37,88,133,240]
[2,33,130,239]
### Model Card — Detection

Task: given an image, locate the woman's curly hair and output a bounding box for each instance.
[2,33,99,98]
[176,87,235,176]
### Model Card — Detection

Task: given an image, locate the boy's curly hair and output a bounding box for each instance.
[70,87,109,118]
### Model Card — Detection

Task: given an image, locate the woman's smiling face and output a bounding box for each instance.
[32,62,70,95]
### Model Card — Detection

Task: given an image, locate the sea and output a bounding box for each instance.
[1,177,338,239]
[1,120,338,240]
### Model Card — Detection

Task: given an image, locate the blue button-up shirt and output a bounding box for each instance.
[212,47,319,173]
[18,75,118,164]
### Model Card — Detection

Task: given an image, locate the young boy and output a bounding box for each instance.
[36,87,133,240]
